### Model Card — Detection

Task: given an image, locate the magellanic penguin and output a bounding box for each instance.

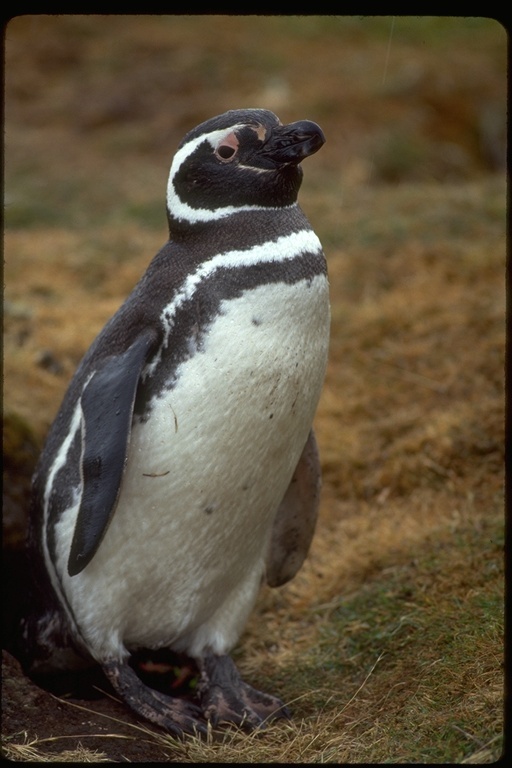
[22,108,330,736]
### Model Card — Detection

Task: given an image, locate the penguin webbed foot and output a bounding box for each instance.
[102,658,207,738]
[198,653,291,730]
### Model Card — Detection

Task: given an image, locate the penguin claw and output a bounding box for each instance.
[102,659,207,738]
[102,654,289,737]
[198,653,290,731]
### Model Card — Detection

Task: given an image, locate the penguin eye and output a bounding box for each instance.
[217,145,236,160]
[215,132,239,163]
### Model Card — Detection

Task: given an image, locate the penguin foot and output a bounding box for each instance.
[102,659,207,738]
[198,653,291,730]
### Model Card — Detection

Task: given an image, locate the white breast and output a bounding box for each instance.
[54,274,330,662]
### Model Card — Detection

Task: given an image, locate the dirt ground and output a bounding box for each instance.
[2,15,506,763]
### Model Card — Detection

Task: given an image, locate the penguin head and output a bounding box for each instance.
[166,109,325,229]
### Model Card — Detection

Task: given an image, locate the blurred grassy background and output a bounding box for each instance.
[3,15,506,763]
[5,16,505,230]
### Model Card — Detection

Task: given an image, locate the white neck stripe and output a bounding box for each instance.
[144,228,322,380]
[168,196,289,224]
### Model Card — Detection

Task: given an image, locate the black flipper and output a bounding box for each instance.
[265,429,321,588]
[68,330,155,576]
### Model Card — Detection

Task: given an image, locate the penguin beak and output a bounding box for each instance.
[261,120,325,164]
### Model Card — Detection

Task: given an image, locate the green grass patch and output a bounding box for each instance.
[283,513,506,762]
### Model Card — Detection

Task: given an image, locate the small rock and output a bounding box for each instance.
[35,350,64,375]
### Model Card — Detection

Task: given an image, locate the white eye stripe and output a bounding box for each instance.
[167,125,277,223]
[170,126,245,179]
